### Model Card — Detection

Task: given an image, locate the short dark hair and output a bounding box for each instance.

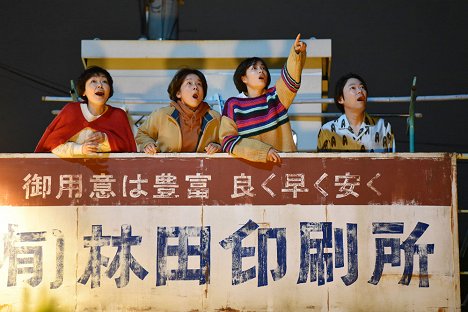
[233,57,271,93]
[334,73,368,113]
[76,66,114,102]
[167,68,208,102]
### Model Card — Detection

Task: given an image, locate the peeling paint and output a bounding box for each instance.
[216,307,240,312]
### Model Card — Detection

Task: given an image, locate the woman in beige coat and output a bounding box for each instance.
[136,68,220,154]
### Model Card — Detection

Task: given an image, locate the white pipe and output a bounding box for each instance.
[42,94,468,105]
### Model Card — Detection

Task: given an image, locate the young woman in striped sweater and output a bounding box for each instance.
[219,34,307,163]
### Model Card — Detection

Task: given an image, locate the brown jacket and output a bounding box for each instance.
[136,105,221,153]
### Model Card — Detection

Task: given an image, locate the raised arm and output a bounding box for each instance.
[275,33,307,109]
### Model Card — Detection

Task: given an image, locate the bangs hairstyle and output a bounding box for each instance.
[167,68,208,102]
[334,72,368,113]
[76,66,114,102]
[233,57,271,93]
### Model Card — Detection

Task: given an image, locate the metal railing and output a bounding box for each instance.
[42,94,468,105]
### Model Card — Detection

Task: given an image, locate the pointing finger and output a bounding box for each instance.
[295,33,301,46]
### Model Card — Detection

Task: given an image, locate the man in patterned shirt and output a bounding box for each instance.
[317,73,395,152]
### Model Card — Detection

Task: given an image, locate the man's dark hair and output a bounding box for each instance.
[233,57,271,93]
[334,73,368,113]
[76,66,114,102]
[167,68,208,102]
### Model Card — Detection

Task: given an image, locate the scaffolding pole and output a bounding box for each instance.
[409,77,417,152]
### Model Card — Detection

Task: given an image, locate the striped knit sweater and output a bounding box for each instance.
[220,49,304,163]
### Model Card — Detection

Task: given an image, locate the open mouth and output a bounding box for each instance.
[192,94,199,99]
[357,95,365,101]
[95,91,105,96]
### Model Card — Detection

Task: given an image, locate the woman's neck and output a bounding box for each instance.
[245,86,266,98]
[87,103,105,116]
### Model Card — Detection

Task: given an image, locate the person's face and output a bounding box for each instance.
[339,77,367,114]
[176,74,204,109]
[83,74,111,106]
[241,61,268,92]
